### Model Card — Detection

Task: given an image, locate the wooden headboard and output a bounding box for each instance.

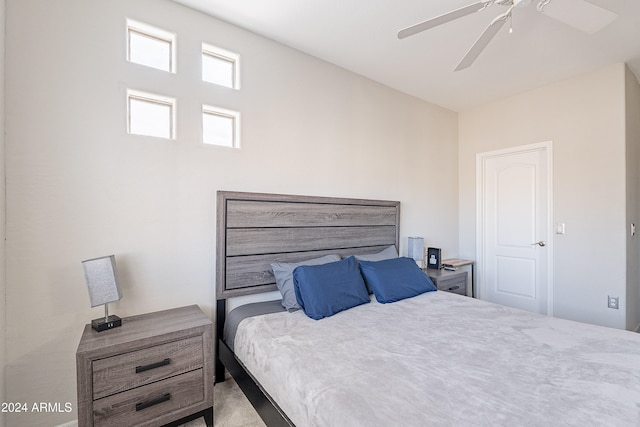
[216,191,400,299]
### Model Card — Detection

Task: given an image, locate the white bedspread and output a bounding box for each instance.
[233,291,640,426]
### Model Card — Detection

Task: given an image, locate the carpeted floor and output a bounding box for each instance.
[181,374,265,427]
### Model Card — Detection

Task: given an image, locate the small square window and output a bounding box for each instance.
[127,19,176,73]
[202,43,240,89]
[203,105,240,148]
[128,90,176,139]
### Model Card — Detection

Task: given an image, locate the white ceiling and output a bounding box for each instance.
[173,0,640,111]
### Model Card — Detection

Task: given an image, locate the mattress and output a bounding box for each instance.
[223,299,286,352]
[232,291,640,427]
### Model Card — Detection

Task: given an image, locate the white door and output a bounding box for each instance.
[477,142,552,315]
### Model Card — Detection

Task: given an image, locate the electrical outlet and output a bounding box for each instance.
[608,296,619,310]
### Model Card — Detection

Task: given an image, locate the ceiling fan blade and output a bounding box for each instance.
[398,1,493,40]
[539,0,617,34]
[454,8,511,71]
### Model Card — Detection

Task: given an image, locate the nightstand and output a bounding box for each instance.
[441,258,475,297]
[426,269,468,296]
[76,305,213,427]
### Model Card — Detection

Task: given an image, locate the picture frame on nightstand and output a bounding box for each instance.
[426,247,441,269]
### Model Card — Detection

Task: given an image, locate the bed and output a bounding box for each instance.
[215,191,640,426]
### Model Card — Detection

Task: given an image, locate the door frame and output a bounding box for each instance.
[476,141,554,315]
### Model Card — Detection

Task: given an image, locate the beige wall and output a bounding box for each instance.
[1,0,6,424]
[4,0,458,425]
[626,66,640,331]
[459,63,628,329]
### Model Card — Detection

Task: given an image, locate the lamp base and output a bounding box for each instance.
[91,315,122,332]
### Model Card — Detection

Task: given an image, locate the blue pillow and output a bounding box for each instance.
[359,257,437,303]
[271,254,341,312]
[352,245,399,293]
[293,256,370,320]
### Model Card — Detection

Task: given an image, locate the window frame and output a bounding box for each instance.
[202,104,241,148]
[202,43,240,89]
[127,19,176,73]
[127,89,177,140]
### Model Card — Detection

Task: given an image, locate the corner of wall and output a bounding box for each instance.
[1,0,7,421]
[625,64,640,330]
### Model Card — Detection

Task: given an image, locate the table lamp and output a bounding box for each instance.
[82,255,123,332]
[407,237,425,268]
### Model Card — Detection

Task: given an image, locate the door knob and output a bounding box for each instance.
[531,241,546,247]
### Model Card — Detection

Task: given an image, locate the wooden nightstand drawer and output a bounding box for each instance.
[93,368,204,427]
[93,335,203,399]
[438,283,467,295]
[437,277,467,295]
[427,270,468,296]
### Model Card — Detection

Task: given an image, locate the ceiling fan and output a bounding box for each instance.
[397,0,618,71]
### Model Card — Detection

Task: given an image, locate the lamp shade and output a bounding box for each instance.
[82,255,122,307]
[407,237,424,262]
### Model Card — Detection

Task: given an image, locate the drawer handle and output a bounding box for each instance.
[447,285,460,291]
[135,393,171,411]
[135,358,171,373]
